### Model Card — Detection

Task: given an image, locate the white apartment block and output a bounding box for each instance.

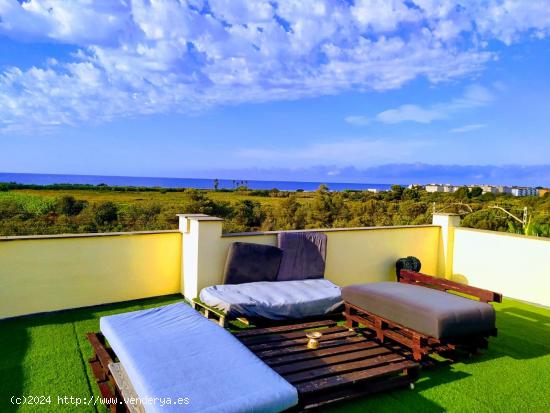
[511,187,538,197]
[425,184,443,193]
[425,184,458,193]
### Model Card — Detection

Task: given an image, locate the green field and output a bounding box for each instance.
[0,183,549,237]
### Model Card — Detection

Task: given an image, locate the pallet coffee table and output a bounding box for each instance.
[234,319,419,411]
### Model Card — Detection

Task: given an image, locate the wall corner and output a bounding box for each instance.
[432,213,461,279]
[177,214,224,300]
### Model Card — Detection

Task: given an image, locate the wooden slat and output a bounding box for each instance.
[285,352,406,384]
[87,333,114,369]
[110,363,146,413]
[239,326,348,346]
[97,382,115,400]
[234,320,337,338]
[90,359,107,382]
[248,329,354,352]
[296,360,417,394]
[273,345,392,375]
[263,340,380,366]
[301,374,411,410]
[399,270,502,303]
[257,336,366,359]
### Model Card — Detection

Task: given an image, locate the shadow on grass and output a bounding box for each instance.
[458,304,550,365]
[0,294,183,413]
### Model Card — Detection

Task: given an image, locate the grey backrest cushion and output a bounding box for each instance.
[277,232,327,281]
[222,242,283,285]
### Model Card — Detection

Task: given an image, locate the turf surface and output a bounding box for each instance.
[0,296,548,412]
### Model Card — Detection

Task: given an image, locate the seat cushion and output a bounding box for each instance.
[200,279,343,320]
[342,282,496,339]
[100,302,298,413]
[223,242,283,285]
[277,232,327,281]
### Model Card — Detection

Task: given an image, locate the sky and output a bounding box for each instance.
[0,0,549,186]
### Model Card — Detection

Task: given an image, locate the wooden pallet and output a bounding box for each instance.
[234,320,419,411]
[344,271,501,361]
[191,298,228,327]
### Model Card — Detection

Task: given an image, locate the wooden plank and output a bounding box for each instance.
[273,345,392,375]
[239,326,348,346]
[87,333,115,369]
[234,320,337,338]
[301,374,412,410]
[248,329,355,352]
[90,359,107,382]
[257,336,367,359]
[110,363,146,413]
[399,270,502,303]
[97,382,115,401]
[263,340,380,366]
[296,360,417,394]
[285,352,406,384]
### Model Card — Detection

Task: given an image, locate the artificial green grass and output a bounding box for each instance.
[0,296,548,413]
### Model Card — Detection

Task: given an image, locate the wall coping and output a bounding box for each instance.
[176,214,224,221]
[454,227,550,243]
[0,230,180,242]
[222,224,440,238]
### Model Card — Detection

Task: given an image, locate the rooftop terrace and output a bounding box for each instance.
[1,295,548,412]
[1,213,549,411]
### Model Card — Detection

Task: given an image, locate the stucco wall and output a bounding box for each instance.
[452,228,550,307]
[181,225,441,299]
[0,231,182,319]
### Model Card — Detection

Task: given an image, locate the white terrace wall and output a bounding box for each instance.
[6,212,545,319]
[179,214,441,300]
[452,228,550,307]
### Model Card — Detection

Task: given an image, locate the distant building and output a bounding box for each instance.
[496,185,511,194]
[425,183,457,193]
[480,185,498,194]
[538,188,550,197]
[511,187,538,197]
[367,188,380,193]
[425,184,443,193]
[408,184,424,189]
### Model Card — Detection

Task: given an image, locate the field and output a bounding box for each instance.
[0,183,549,237]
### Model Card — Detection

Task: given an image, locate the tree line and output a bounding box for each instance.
[0,184,548,237]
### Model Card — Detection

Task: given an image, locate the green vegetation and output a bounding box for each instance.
[0,295,548,412]
[0,183,549,237]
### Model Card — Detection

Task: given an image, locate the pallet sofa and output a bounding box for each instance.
[194,232,343,326]
[343,270,502,361]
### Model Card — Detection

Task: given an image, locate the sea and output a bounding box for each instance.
[0,172,391,192]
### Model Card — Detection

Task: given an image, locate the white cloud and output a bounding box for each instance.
[236,138,433,167]
[450,124,487,133]
[349,84,495,125]
[376,104,445,124]
[0,0,548,132]
[345,115,371,125]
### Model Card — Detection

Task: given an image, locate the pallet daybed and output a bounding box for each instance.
[344,270,502,361]
[87,318,419,413]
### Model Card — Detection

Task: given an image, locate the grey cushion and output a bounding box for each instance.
[222,242,283,285]
[277,232,327,281]
[200,279,343,320]
[342,282,496,339]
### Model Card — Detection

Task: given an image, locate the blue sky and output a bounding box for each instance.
[0,1,549,185]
